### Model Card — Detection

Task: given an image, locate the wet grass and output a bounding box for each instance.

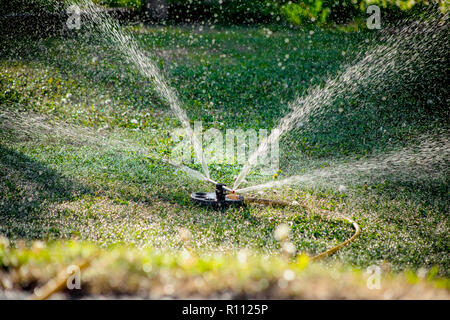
[0,23,448,297]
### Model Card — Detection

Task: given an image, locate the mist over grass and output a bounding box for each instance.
[0,10,448,298]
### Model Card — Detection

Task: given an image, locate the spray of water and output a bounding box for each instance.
[0,109,208,183]
[77,0,210,180]
[235,133,449,193]
[233,15,449,190]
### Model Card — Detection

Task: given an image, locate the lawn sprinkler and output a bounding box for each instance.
[190,178,360,263]
[190,179,244,209]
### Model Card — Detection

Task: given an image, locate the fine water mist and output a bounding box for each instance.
[56,3,448,194]
[77,0,210,180]
[235,133,449,193]
[233,14,449,191]
[0,109,208,183]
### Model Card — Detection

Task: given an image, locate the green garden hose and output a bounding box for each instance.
[241,195,361,261]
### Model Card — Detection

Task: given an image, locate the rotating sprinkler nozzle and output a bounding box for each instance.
[190,182,244,209]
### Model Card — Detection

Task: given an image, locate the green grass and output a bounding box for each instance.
[0,23,448,298]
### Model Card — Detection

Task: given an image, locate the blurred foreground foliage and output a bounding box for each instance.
[0,238,448,298]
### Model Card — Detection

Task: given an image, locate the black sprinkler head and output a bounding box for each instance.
[191,183,244,209]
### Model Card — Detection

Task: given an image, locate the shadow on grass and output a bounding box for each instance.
[0,144,92,240]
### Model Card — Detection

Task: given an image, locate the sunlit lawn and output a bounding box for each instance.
[0,24,448,298]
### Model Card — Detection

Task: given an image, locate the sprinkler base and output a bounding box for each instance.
[191,184,243,208]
